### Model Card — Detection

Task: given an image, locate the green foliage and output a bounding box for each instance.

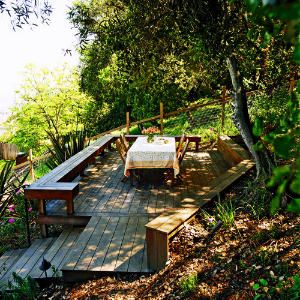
[1,272,39,300]
[249,88,290,132]
[215,200,235,228]
[69,0,294,135]
[257,90,300,214]
[46,130,88,169]
[180,273,198,295]
[0,192,35,255]
[252,274,300,299]
[33,162,51,179]
[288,275,300,299]
[0,161,14,195]
[5,65,92,154]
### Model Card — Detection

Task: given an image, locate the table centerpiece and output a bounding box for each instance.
[142,126,160,143]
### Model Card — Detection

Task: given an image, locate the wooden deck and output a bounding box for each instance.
[0,138,253,284]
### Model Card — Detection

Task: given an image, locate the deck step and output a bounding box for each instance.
[0,249,26,282]
[0,227,83,286]
[61,216,151,281]
[0,238,55,286]
[28,227,83,278]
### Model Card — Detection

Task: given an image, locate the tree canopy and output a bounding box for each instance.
[5,65,93,154]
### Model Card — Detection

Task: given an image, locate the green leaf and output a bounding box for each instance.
[270,195,281,215]
[290,178,300,194]
[292,40,300,64]
[287,198,300,214]
[245,0,260,11]
[273,135,293,158]
[259,278,268,287]
[253,283,260,291]
[253,117,264,136]
[253,141,264,151]
[267,165,290,187]
[253,295,261,300]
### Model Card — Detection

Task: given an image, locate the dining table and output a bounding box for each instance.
[124,136,180,178]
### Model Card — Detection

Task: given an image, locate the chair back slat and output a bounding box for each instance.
[176,133,186,157]
[116,139,126,164]
[178,138,190,165]
[120,133,129,151]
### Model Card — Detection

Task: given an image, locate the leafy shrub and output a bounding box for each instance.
[46,130,88,169]
[1,272,39,300]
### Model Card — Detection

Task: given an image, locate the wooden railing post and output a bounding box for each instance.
[160,102,164,135]
[126,111,130,134]
[221,87,227,132]
[29,149,35,181]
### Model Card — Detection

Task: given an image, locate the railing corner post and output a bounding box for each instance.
[160,102,164,135]
[126,111,130,135]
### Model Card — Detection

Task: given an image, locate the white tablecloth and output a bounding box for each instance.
[124,136,179,177]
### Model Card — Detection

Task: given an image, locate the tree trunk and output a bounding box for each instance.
[226,56,273,178]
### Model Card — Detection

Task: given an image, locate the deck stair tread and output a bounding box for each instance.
[0,227,83,285]
[29,227,83,278]
[0,238,55,285]
[61,216,151,275]
[0,249,26,282]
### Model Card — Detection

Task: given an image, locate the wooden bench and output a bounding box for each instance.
[217,135,249,166]
[24,135,116,237]
[145,136,254,271]
[145,208,198,271]
[123,135,201,151]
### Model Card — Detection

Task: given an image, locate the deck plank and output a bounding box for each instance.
[74,217,110,270]
[62,217,100,271]
[88,217,119,271]
[128,216,148,272]
[114,217,139,272]
[100,217,129,271]
[17,238,55,278]
[0,249,26,281]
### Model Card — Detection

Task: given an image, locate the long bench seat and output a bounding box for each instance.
[24,135,116,236]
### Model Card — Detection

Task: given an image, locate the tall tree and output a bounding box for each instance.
[69,0,295,176]
[5,64,92,153]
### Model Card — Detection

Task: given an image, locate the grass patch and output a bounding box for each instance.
[180,273,198,295]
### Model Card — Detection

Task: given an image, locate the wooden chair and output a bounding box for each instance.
[176,133,186,157]
[120,133,129,152]
[178,138,190,165]
[115,139,127,164]
[175,138,190,182]
[116,138,136,185]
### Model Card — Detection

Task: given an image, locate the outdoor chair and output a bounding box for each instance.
[176,133,186,157]
[178,138,190,165]
[175,138,190,182]
[120,133,129,152]
[116,137,137,185]
[115,138,127,164]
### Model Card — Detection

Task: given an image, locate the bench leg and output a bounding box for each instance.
[67,200,74,215]
[195,141,199,152]
[147,229,168,271]
[156,232,169,269]
[38,199,49,238]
